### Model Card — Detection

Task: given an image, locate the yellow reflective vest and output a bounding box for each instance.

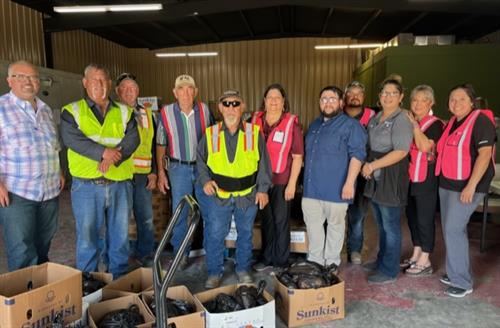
[132,107,154,174]
[206,122,260,199]
[62,99,134,181]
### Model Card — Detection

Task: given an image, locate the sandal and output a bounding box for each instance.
[400,259,416,270]
[405,264,433,276]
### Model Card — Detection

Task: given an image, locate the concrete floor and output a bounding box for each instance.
[1,190,500,327]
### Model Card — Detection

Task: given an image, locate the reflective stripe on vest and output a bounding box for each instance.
[409,115,439,183]
[359,107,375,127]
[435,109,495,180]
[206,122,260,199]
[251,111,296,174]
[132,107,154,174]
[63,99,133,181]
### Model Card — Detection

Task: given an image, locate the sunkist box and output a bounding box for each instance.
[104,267,153,294]
[0,262,82,328]
[88,294,155,328]
[274,276,345,327]
[195,283,275,328]
[141,285,205,328]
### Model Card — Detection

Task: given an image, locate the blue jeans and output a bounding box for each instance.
[167,162,209,256]
[132,174,154,259]
[370,200,402,278]
[204,197,258,276]
[347,195,368,253]
[71,178,132,278]
[0,193,58,271]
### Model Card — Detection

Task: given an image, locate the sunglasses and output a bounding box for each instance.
[221,100,241,107]
[116,73,136,85]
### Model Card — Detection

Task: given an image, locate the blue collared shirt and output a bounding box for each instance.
[303,113,367,203]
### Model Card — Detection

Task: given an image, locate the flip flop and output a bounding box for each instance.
[400,259,416,269]
[405,264,433,276]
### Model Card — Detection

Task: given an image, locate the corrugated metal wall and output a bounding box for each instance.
[0,0,45,66]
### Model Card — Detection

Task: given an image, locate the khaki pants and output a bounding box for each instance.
[302,197,348,266]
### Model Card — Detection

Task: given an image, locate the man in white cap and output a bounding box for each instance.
[156,74,212,269]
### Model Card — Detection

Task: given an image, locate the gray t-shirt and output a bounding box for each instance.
[367,108,413,153]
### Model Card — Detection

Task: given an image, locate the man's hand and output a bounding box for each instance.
[341,182,355,200]
[102,148,122,163]
[361,163,373,179]
[255,192,269,210]
[0,182,9,207]
[460,184,476,204]
[284,183,296,201]
[146,173,157,190]
[99,159,114,173]
[59,172,66,191]
[157,170,170,194]
[203,180,218,196]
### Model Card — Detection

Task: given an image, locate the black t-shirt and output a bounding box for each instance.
[439,111,496,193]
[410,119,444,195]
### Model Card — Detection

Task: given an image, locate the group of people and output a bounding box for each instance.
[0,60,495,299]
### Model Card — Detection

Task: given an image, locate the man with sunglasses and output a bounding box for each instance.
[0,60,65,271]
[197,90,272,289]
[156,74,212,269]
[61,63,139,278]
[115,72,157,267]
[302,86,367,273]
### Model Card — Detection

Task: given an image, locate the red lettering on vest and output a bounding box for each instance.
[435,109,496,180]
[409,115,439,183]
[359,107,376,127]
[252,111,297,174]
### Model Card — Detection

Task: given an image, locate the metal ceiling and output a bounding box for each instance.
[12,0,500,49]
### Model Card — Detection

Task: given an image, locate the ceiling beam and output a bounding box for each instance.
[239,10,254,37]
[150,22,188,45]
[321,7,334,35]
[356,9,381,37]
[290,6,295,33]
[192,15,221,42]
[440,14,478,34]
[277,6,284,33]
[42,0,500,32]
[108,26,157,49]
[399,12,427,33]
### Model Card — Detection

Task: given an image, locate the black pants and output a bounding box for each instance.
[260,184,291,267]
[406,190,438,253]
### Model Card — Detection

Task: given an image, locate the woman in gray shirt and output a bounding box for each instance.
[361,77,413,284]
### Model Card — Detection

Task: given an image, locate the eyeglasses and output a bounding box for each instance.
[116,73,136,85]
[320,97,339,104]
[380,91,400,97]
[10,74,40,83]
[222,100,241,107]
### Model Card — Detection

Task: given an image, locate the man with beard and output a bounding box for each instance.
[343,81,375,265]
[302,86,367,272]
[197,90,272,289]
[61,63,139,278]
[0,60,65,271]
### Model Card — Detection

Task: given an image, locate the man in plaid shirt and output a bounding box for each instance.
[0,60,65,271]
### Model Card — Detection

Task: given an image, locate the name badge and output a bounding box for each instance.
[273,131,285,143]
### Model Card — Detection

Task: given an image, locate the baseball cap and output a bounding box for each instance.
[116,73,137,86]
[345,80,365,93]
[175,74,196,88]
[219,89,243,103]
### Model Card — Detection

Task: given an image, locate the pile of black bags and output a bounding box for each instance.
[98,304,144,328]
[82,272,107,296]
[147,296,195,318]
[203,280,267,313]
[277,260,340,289]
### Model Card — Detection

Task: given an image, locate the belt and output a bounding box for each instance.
[168,157,197,166]
[88,178,115,185]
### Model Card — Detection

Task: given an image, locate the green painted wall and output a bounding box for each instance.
[354,44,500,118]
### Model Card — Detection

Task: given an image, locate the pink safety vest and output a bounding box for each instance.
[409,115,440,183]
[359,107,376,127]
[252,111,297,174]
[435,109,496,180]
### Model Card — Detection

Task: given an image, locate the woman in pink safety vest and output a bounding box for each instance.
[436,84,496,298]
[251,83,304,272]
[401,85,444,276]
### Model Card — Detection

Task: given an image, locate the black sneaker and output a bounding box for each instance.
[367,272,397,285]
[439,274,451,286]
[444,286,473,298]
[253,262,273,272]
[362,261,377,272]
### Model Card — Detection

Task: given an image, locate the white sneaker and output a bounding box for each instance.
[350,252,362,265]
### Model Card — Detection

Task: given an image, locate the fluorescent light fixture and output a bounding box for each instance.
[315,43,383,50]
[155,53,187,58]
[54,3,162,13]
[187,52,218,57]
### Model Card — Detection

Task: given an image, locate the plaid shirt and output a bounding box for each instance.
[0,92,61,201]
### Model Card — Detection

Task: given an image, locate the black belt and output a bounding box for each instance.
[85,178,115,185]
[168,157,196,166]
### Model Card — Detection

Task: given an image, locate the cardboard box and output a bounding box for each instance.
[88,295,155,328]
[67,301,89,328]
[195,283,275,328]
[225,225,262,249]
[104,267,153,294]
[0,262,82,328]
[83,272,113,304]
[290,227,309,253]
[274,276,345,327]
[141,285,205,328]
